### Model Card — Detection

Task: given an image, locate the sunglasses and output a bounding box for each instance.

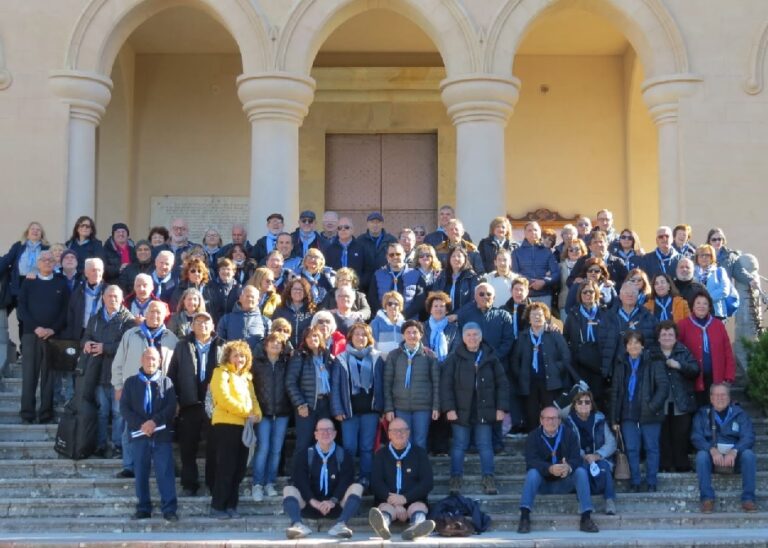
[300,218,314,224]
[587,268,602,274]
[620,235,634,240]
[414,231,426,236]
[385,302,400,308]
[657,234,670,239]
[568,247,581,252]
[418,253,432,259]
[581,289,595,295]
[710,237,723,242]
[188,269,201,274]
[388,252,403,258]
[337,225,351,231]
[477,292,493,297]
[316,319,332,324]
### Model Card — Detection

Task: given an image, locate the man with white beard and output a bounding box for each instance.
[674,258,706,306]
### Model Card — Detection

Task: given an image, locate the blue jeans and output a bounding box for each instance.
[621,420,661,487]
[520,467,593,513]
[131,437,177,515]
[115,393,134,471]
[340,413,379,482]
[696,449,756,502]
[451,423,493,477]
[252,416,289,486]
[94,385,120,450]
[395,410,431,450]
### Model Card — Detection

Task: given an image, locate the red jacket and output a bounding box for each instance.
[677,315,735,392]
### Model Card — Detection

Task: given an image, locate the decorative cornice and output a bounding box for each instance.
[236,72,316,124]
[744,20,768,95]
[442,0,483,72]
[641,73,702,124]
[440,74,521,124]
[48,70,113,124]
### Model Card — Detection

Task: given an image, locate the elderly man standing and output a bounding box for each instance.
[17,250,69,424]
[692,383,757,513]
[368,242,423,318]
[518,406,599,534]
[168,218,195,265]
[368,417,435,540]
[324,217,369,286]
[282,418,363,539]
[292,210,323,259]
[512,222,560,308]
[434,219,484,274]
[150,250,177,305]
[319,211,340,250]
[220,223,253,259]
[252,214,284,264]
[359,212,398,272]
[424,205,473,247]
[637,226,680,280]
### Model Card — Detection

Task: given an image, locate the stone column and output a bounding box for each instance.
[237,72,315,239]
[641,74,701,226]
[49,70,113,231]
[440,75,520,239]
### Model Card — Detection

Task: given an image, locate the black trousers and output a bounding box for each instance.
[524,379,557,433]
[210,423,248,511]
[660,406,692,471]
[20,334,53,422]
[177,404,215,491]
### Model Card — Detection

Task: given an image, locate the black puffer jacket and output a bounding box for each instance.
[511,328,576,395]
[166,333,225,408]
[610,350,669,425]
[383,343,439,413]
[650,342,699,414]
[440,342,509,426]
[286,349,336,411]
[563,305,619,378]
[251,344,292,417]
[79,307,135,394]
[103,237,136,284]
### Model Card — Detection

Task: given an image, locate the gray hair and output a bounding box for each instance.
[311,310,337,332]
[134,273,154,289]
[84,257,104,271]
[156,250,175,264]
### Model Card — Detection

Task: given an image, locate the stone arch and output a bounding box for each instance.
[277,0,479,76]
[64,0,271,76]
[485,0,691,78]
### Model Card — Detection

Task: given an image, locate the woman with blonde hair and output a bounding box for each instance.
[248,267,281,318]
[478,216,516,274]
[0,221,50,311]
[694,244,733,320]
[209,340,261,519]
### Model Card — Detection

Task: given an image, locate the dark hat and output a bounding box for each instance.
[267,213,284,222]
[299,210,316,221]
[60,249,78,262]
[367,212,384,222]
[111,222,129,236]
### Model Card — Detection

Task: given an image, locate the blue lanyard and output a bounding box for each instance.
[540,425,563,464]
[388,442,412,494]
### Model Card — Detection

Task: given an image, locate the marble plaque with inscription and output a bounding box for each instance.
[150,196,249,242]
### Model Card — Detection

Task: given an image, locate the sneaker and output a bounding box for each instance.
[163,512,179,522]
[265,483,278,497]
[252,484,264,502]
[368,507,391,540]
[401,519,435,540]
[286,522,312,539]
[700,499,715,513]
[449,475,462,495]
[328,522,353,539]
[517,515,531,534]
[209,509,231,520]
[116,469,135,479]
[604,499,617,516]
[131,511,151,520]
[742,500,757,513]
[482,475,498,495]
[580,516,599,533]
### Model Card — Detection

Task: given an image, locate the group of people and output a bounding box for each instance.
[0,205,761,535]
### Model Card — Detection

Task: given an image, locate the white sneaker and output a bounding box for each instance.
[251,484,264,502]
[328,522,353,539]
[265,483,278,497]
[286,522,312,539]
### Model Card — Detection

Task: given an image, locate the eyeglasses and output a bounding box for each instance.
[568,247,581,252]
[315,428,335,434]
[389,428,410,434]
[477,292,493,297]
[79,223,92,228]
[172,226,186,231]
[388,252,403,258]
[188,269,201,274]
[418,253,432,259]
[577,222,590,227]
[300,218,314,224]
[575,400,592,406]
[414,231,426,236]
[581,289,595,295]
[587,268,602,274]
[620,235,634,240]
[337,225,351,231]
[710,237,723,242]
[385,302,400,308]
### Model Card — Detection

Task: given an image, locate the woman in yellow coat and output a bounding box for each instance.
[209,340,262,519]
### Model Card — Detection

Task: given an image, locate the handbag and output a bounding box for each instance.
[44,339,81,372]
[554,380,590,410]
[435,516,475,537]
[613,429,631,480]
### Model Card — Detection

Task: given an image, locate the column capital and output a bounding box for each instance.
[641,73,702,125]
[440,74,521,125]
[49,70,113,125]
[236,72,316,124]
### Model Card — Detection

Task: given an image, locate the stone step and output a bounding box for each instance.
[0,491,764,519]
[0,423,58,441]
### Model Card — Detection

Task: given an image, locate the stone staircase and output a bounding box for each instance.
[0,360,766,543]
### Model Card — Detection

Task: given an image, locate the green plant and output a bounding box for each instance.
[744,331,768,412]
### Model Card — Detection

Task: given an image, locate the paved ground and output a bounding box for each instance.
[1,528,768,547]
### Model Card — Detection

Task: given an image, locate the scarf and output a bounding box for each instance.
[403,343,420,389]
[137,368,162,414]
[303,269,324,303]
[540,425,563,464]
[512,303,519,338]
[697,265,715,285]
[713,406,733,431]
[655,248,674,274]
[617,249,634,269]
[152,271,172,298]
[530,329,543,373]
[389,267,405,292]
[418,267,434,286]
[139,322,166,351]
[194,339,212,383]
[579,305,598,342]
[627,355,641,402]
[618,306,639,326]
[654,296,672,321]
[450,274,459,304]
[428,316,450,361]
[569,410,596,454]
[84,283,102,323]
[313,354,331,395]
[315,442,336,496]
[20,240,42,276]
[132,297,152,318]
[116,241,130,265]
[346,346,374,395]
[299,232,316,256]
[692,314,713,353]
[267,234,278,253]
[102,306,118,323]
[388,442,412,493]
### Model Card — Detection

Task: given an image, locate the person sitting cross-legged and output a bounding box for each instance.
[282,418,363,539]
[518,406,599,534]
[368,418,436,541]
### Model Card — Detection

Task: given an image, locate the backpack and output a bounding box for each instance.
[54,397,98,460]
[715,268,740,317]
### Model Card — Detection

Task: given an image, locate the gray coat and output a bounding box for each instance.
[383,344,439,413]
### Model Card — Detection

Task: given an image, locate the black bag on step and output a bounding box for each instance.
[54,398,98,460]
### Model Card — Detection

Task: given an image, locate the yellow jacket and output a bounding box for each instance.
[210,363,261,426]
[644,296,690,324]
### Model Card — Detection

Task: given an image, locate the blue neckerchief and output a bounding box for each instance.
[692,314,713,353]
[579,305,598,342]
[303,270,323,302]
[530,330,543,373]
[24,240,42,274]
[713,406,733,429]
[315,442,336,496]
[388,442,412,494]
[132,297,152,317]
[512,304,519,338]
[618,306,639,325]
[340,240,350,268]
[403,344,420,389]
[267,234,277,253]
[102,307,118,322]
[194,339,212,383]
[627,355,641,401]
[473,350,484,390]
[152,271,172,297]
[389,267,405,291]
[137,369,162,414]
[540,425,563,464]
[313,354,331,394]
[300,232,316,256]
[655,296,672,321]
[139,322,166,350]
[655,248,673,274]
[428,317,449,361]
[84,283,102,322]
[617,249,634,269]
[450,275,459,304]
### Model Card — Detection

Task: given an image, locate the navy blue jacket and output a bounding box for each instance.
[369,266,425,319]
[286,349,336,411]
[217,306,270,349]
[62,281,104,340]
[610,350,669,425]
[371,443,433,505]
[524,424,582,479]
[691,404,755,454]
[331,348,385,418]
[291,229,323,259]
[609,305,658,347]
[563,304,619,378]
[272,304,314,348]
[208,279,242,324]
[438,270,479,313]
[120,371,176,443]
[477,237,518,274]
[636,248,680,280]
[512,240,560,297]
[65,238,104,272]
[456,304,515,362]
[324,237,370,288]
[511,329,575,395]
[358,230,398,273]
